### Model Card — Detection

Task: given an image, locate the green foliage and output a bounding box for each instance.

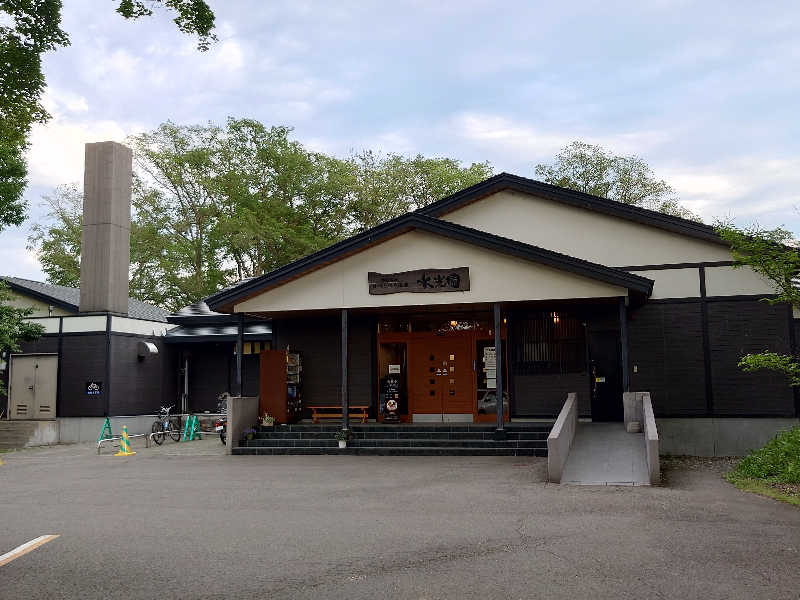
[0,0,70,232]
[116,0,216,51]
[29,118,491,311]
[347,151,493,230]
[716,223,798,307]
[27,183,82,287]
[727,426,800,484]
[0,280,44,394]
[0,1,216,237]
[739,352,800,387]
[535,141,698,220]
[716,223,800,388]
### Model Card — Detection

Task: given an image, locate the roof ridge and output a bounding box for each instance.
[416,172,722,242]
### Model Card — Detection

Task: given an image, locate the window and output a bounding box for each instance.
[513,311,586,375]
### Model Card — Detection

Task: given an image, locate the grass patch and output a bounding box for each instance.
[725,425,800,506]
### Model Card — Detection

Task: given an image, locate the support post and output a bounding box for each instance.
[619,297,630,393]
[236,314,244,397]
[494,302,505,433]
[341,308,349,431]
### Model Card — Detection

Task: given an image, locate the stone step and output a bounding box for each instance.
[252,430,549,441]
[260,424,552,434]
[241,438,547,449]
[233,446,547,456]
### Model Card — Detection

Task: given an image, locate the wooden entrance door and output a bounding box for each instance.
[408,336,473,418]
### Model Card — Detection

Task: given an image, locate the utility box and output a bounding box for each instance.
[8,354,58,420]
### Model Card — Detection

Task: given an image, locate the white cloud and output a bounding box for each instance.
[662,158,800,226]
[27,117,135,187]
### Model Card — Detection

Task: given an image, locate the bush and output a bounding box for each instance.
[728,426,800,484]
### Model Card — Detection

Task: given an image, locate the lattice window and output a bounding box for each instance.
[513,311,586,375]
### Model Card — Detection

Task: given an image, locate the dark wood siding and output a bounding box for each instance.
[109,335,172,416]
[59,334,107,417]
[628,303,707,416]
[274,314,375,416]
[186,343,231,412]
[513,373,590,416]
[707,300,794,415]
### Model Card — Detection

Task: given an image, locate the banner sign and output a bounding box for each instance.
[368,267,470,295]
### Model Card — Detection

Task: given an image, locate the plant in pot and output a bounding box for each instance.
[261,413,275,428]
[242,427,257,441]
[334,430,350,449]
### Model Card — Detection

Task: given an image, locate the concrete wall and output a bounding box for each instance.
[79,141,132,315]
[547,393,578,483]
[0,420,60,449]
[226,396,259,455]
[59,415,158,443]
[641,393,660,484]
[657,417,800,456]
[235,229,627,314]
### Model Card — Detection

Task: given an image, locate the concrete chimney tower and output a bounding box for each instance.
[79,141,132,315]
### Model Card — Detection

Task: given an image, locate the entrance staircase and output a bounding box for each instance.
[232,423,550,456]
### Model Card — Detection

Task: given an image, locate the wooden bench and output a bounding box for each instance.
[310,405,369,424]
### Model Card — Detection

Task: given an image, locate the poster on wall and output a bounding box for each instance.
[86,381,102,396]
[483,346,497,389]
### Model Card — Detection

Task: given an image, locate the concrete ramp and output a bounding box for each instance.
[560,423,650,486]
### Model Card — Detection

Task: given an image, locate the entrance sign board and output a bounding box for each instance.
[368,267,470,295]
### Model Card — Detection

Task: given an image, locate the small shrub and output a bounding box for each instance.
[728,426,800,484]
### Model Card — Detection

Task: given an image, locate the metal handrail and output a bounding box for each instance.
[96,433,150,454]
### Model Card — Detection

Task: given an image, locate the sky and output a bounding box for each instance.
[4,0,800,280]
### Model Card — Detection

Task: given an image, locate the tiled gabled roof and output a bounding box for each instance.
[2,276,168,322]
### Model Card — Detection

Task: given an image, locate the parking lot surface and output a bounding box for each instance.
[1,441,798,599]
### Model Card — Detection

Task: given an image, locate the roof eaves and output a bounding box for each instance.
[206,212,653,310]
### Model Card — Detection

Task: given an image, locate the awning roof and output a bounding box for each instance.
[163,321,272,344]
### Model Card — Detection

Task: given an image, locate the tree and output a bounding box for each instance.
[29,118,494,311]
[0,282,45,394]
[716,223,800,385]
[27,183,82,287]
[534,141,698,220]
[0,0,215,233]
[347,151,493,230]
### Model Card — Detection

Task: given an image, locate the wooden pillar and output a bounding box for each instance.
[494,302,505,431]
[236,314,244,396]
[619,297,630,393]
[341,308,349,431]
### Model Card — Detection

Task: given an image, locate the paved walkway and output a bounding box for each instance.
[561,422,650,485]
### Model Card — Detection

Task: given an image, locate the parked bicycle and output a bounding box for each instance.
[151,405,181,445]
[215,393,229,445]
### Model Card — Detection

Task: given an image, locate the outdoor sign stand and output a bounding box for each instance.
[181,415,202,441]
[98,418,113,443]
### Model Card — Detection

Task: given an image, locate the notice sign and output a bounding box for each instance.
[86,381,102,396]
[388,364,401,374]
[368,267,470,295]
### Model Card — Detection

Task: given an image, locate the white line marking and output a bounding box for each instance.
[0,535,59,567]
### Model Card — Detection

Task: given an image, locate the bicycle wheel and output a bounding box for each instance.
[168,417,182,442]
[151,420,164,445]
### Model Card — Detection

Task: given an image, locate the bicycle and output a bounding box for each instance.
[151,405,181,445]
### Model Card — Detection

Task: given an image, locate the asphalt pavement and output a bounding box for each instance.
[1,439,798,599]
